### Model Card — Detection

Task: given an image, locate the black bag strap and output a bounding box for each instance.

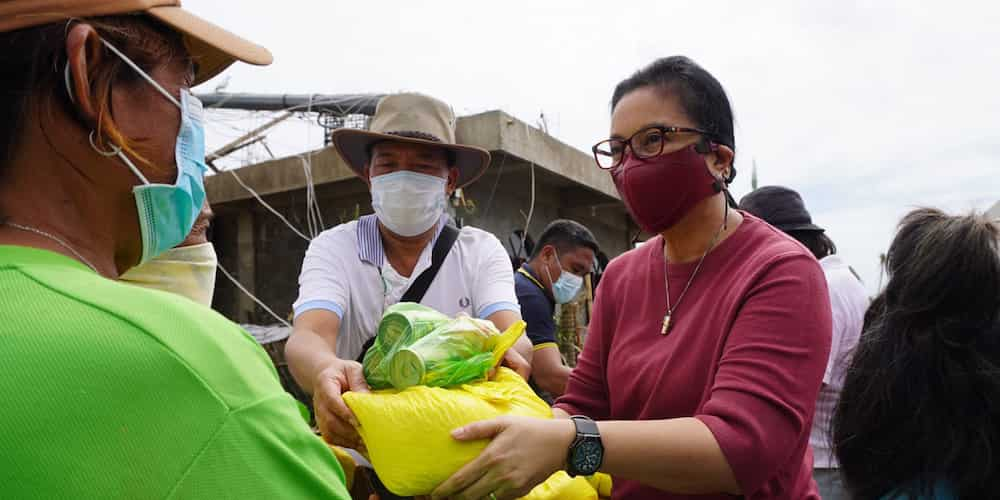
[400,224,460,303]
[355,224,461,362]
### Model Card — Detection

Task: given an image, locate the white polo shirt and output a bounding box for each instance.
[293,215,520,361]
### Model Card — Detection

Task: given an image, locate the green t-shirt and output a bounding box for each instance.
[0,245,350,499]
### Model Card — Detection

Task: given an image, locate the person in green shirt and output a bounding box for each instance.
[0,2,350,498]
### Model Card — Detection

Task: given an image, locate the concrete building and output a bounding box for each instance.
[207,110,634,324]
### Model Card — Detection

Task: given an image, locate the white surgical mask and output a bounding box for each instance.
[371,171,447,237]
[119,242,218,307]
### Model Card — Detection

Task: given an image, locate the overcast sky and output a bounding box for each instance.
[188,0,1000,294]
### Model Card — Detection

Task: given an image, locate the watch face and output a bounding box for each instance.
[572,439,603,474]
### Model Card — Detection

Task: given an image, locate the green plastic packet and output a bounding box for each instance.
[362,303,449,389]
[362,303,526,390]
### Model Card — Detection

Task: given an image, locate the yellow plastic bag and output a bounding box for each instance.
[520,471,614,500]
[345,313,613,499]
[587,472,613,499]
[345,367,611,498]
[344,368,550,496]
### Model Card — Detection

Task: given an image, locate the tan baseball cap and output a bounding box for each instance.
[0,0,272,85]
[331,93,491,188]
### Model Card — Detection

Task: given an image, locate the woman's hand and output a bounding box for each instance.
[431,417,575,500]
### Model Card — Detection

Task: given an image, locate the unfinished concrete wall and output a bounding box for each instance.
[211,178,374,324]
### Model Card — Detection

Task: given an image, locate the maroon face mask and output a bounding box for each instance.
[611,145,719,234]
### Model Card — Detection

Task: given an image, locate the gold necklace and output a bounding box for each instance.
[3,222,99,273]
[661,219,726,335]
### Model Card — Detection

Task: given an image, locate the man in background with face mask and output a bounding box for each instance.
[286,93,533,463]
[120,201,217,307]
[516,220,598,402]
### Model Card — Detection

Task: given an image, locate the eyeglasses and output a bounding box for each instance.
[591,125,712,170]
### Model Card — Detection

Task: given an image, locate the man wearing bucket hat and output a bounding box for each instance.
[0,1,352,498]
[287,93,533,454]
[739,186,868,500]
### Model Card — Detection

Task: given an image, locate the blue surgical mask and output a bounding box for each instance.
[94,40,208,264]
[543,250,584,304]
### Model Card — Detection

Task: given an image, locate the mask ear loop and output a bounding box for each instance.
[88,130,151,185]
[82,39,168,186]
[695,138,726,194]
[68,64,123,162]
[696,138,731,230]
[541,253,558,295]
[100,39,180,108]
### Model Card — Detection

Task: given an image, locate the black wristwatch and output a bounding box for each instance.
[566,415,604,477]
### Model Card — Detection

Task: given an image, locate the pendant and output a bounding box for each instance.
[661,313,672,335]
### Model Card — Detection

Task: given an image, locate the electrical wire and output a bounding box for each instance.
[302,95,327,238]
[481,152,507,220]
[217,262,292,328]
[521,161,536,258]
[226,168,311,242]
[202,94,381,324]
[300,155,326,238]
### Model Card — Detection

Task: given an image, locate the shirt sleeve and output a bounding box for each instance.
[293,231,349,319]
[553,261,615,420]
[471,231,521,319]
[519,290,557,347]
[822,272,847,386]
[694,254,832,495]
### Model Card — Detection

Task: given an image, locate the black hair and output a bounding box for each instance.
[832,208,1000,500]
[787,230,837,260]
[611,56,736,183]
[529,219,599,260]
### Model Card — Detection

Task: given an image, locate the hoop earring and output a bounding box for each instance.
[89,130,121,157]
[64,63,76,104]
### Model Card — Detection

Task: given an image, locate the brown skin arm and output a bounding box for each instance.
[286,309,342,394]
[432,416,740,499]
[596,418,740,495]
[531,346,572,396]
[287,309,369,449]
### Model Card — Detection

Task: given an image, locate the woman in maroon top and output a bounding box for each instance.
[432,56,832,500]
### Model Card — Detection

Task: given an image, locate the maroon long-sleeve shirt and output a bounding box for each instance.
[555,213,831,499]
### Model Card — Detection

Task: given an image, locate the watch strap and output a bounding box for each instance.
[571,415,600,437]
[567,415,603,477]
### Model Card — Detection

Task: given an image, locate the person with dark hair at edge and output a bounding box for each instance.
[0,1,350,498]
[432,56,831,500]
[833,209,1000,500]
[740,185,869,500]
[515,219,599,402]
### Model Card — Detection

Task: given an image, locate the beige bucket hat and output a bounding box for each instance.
[331,93,491,188]
[0,0,272,85]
